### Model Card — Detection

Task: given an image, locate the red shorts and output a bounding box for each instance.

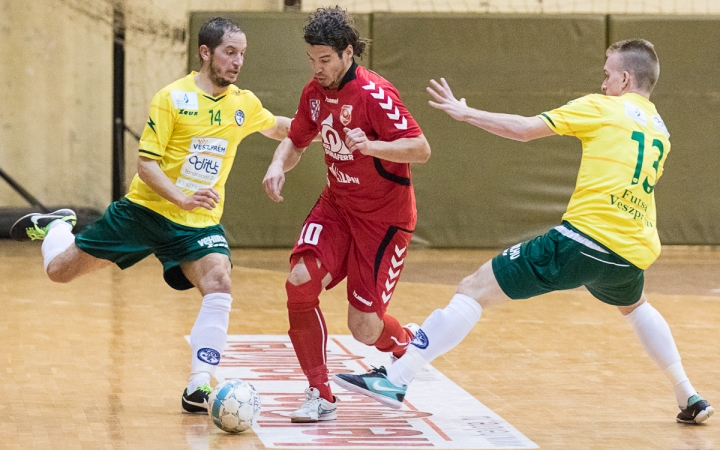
[291,195,415,316]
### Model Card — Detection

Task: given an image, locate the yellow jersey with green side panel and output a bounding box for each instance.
[126,72,276,228]
[538,93,670,269]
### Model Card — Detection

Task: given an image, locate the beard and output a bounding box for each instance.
[208,56,234,88]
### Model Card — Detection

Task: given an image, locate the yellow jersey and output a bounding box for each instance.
[126,72,276,228]
[539,93,670,269]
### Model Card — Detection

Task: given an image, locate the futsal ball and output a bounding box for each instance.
[208,379,261,433]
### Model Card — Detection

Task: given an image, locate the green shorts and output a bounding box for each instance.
[75,198,231,291]
[491,222,644,306]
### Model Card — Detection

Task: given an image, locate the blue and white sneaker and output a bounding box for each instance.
[333,366,406,409]
[289,387,337,423]
[677,394,714,424]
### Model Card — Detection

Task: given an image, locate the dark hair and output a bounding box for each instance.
[198,17,243,64]
[606,39,660,92]
[304,6,368,58]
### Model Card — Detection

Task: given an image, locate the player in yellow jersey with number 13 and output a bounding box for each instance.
[334,39,714,424]
[11,17,292,415]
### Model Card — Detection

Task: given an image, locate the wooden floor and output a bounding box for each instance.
[0,241,718,449]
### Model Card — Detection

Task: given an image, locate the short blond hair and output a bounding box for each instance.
[607,39,660,92]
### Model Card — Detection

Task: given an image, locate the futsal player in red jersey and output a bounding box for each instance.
[263,6,431,423]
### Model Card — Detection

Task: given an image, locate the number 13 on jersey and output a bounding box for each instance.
[630,131,665,194]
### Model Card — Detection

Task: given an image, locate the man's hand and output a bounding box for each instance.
[427,78,470,122]
[263,163,286,202]
[344,127,374,155]
[178,187,220,211]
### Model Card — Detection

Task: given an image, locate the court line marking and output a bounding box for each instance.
[332,337,454,442]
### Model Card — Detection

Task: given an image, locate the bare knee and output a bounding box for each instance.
[46,262,73,283]
[180,253,233,295]
[286,256,329,315]
[45,244,105,283]
[456,261,508,308]
[618,293,648,316]
[287,262,311,286]
[287,255,331,288]
[457,272,479,298]
[457,269,488,305]
[203,263,232,294]
[210,271,232,294]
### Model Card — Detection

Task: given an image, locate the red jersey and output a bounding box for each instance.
[288,62,422,223]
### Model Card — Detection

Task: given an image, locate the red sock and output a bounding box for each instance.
[304,365,333,401]
[286,256,333,402]
[373,314,413,358]
[287,301,333,400]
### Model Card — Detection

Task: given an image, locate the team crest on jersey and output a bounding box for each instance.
[310,99,321,122]
[235,110,245,126]
[340,105,353,126]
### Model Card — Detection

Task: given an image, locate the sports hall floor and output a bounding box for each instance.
[0,241,718,449]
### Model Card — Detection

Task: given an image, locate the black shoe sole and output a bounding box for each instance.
[9,213,40,241]
[181,398,209,414]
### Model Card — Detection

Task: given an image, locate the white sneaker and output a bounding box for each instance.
[391,323,421,364]
[289,387,337,423]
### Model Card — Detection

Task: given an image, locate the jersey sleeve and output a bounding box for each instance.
[241,91,277,134]
[366,83,422,141]
[538,94,605,138]
[139,90,176,160]
[287,86,320,149]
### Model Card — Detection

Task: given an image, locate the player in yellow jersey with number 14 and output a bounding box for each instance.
[10,17,292,414]
[334,39,714,424]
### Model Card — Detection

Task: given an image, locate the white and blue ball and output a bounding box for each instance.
[208,379,261,433]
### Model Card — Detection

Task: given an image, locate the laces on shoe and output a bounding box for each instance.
[303,387,316,400]
[367,366,388,376]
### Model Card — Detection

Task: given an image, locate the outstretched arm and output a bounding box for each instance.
[137,156,219,211]
[259,116,292,141]
[262,138,306,202]
[427,78,554,142]
[261,116,322,142]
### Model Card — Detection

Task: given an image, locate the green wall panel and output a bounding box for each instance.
[371,14,607,247]
[609,16,720,244]
[185,12,720,247]
[188,12,370,246]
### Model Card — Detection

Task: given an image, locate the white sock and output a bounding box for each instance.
[41,221,74,271]
[189,293,233,389]
[625,302,697,408]
[388,293,482,386]
[187,371,211,393]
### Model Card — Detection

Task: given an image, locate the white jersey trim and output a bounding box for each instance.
[554,225,609,254]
